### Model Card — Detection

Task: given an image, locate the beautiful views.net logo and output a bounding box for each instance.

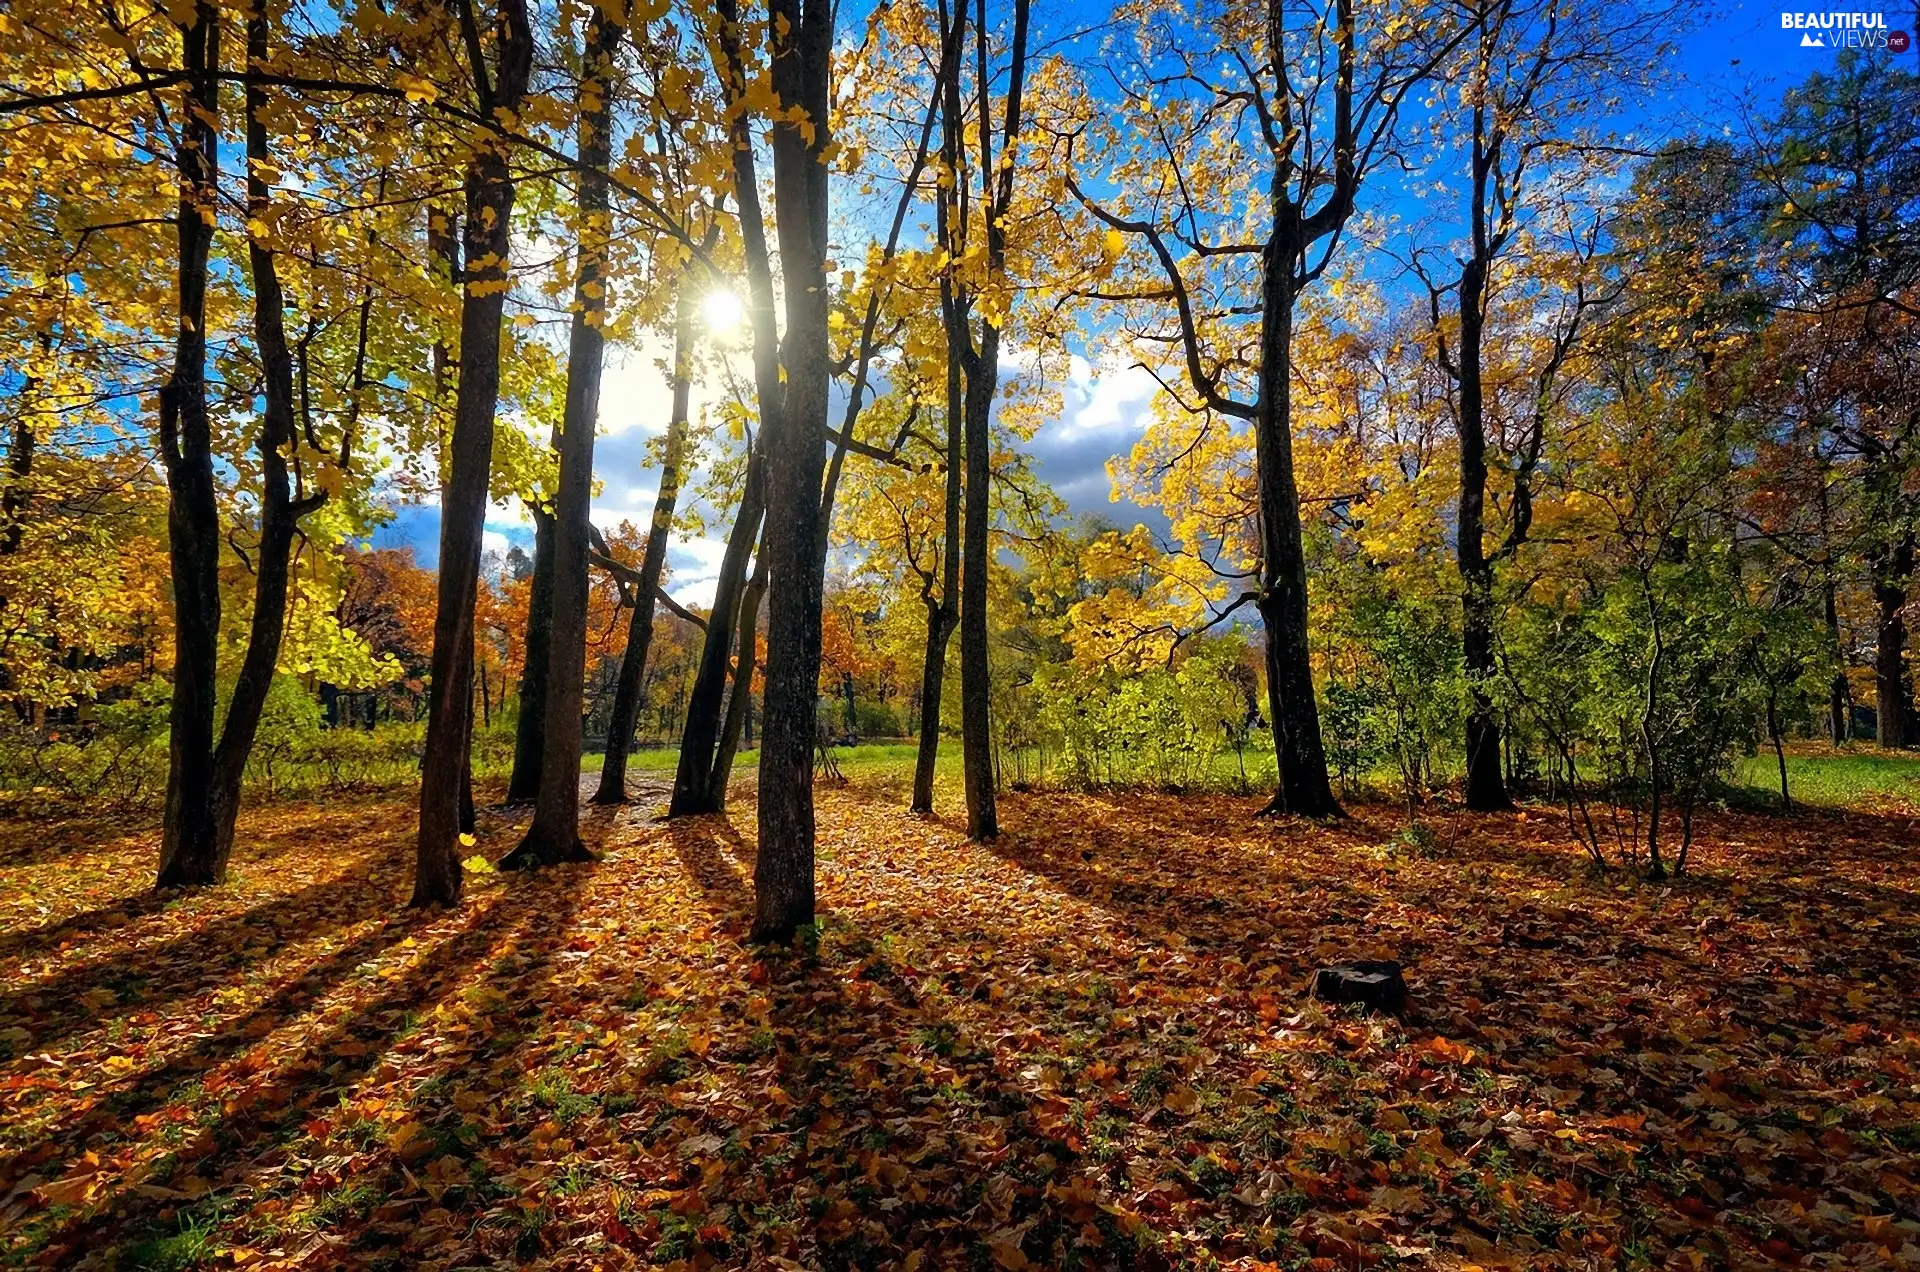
[1780,11,1908,49]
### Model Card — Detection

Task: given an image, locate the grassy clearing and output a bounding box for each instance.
[1730,745,1920,809]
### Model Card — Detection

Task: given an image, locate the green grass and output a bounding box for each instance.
[583,738,1920,813]
[1730,747,1920,809]
[582,741,942,779]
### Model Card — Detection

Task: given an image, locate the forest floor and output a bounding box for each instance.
[1,769,1917,1271]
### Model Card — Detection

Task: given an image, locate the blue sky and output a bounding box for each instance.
[374,0,1912,603]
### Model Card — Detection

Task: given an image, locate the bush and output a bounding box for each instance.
[1012,641,1248,791]
[0,678,170,811]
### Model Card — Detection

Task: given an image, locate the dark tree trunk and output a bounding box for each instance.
[155,0,223,889]
[459,650,477,835]
[668,450,763,815]
[958,318,999,839]
[506,502,554,802]
[911,602,955,814]
[951,0,1029,842]
[1825,568,1850,745]
[1455,256,1512,811]
[913,18,967,819]
[596,285,697,803]
[206,8,329,868]
[1768,694,1791,810]
[0,358,36,568]
[504,6,624,870]
[413,0,533,908]
[1252,239,1341,819]
[710,540,767,810]
[751,0,833,943]
[1874,536,1914,748]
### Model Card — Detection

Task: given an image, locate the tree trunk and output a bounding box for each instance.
[506,502,554,801]
[206,6,328,869]
[1252,237,1341,819]
[1769,694,1791,811]
[952,0,1028,842]
[460,650,477,835]
[413,0,533,908]
[596,285,697,802]
[911,601,956,814]
[1455,256,1512,811]
[710,539,767,810]
[1825,561,1850,745]
[667,450,764,815]
[504,5,623,869]
[1874,536,1914,748]
[156,2,224,888]
[751,0,833,943]
[915,17,966,819]
[958,318,999,839]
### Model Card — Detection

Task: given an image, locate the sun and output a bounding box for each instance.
[701,289,745,338]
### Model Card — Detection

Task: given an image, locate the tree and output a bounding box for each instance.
[750,0,835,940]
[595,285,701,802]
[941,0,1032,839]
[412,0,536,907]
[1414,0,1661,809]
[503,0,629,869]
[1066,0,1464,817]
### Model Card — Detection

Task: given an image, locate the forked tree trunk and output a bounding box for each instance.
[950,0,1030,842]
[1252,241,1341,819]
[413,0,534,908]
[668,451,764,815]
[504,5,624,869]
[596,285,697,803]
[207,6,329,866]
[914,14,967,819]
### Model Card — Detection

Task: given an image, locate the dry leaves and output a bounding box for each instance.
[1,781,1917,1269]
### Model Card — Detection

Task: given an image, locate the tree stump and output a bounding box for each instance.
[1312,960,1407,1012]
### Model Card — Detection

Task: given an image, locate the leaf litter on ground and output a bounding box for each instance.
[1,779,1917,1270]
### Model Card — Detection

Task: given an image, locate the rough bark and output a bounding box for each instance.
[751,0,834,943]
[1251,236,1342,819]
[596,286,698,802]
[413,0,533,907]
[154,0,223,888]
[951,0,1029,842]
[506,502,554,801]
[503,6,624,870]
[958,318,999,838]
[1455,251,1511,811]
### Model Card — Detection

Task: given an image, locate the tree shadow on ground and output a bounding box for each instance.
[614,812,1185,1269]
[0,849,406,1057]
[45,865,592,1268]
